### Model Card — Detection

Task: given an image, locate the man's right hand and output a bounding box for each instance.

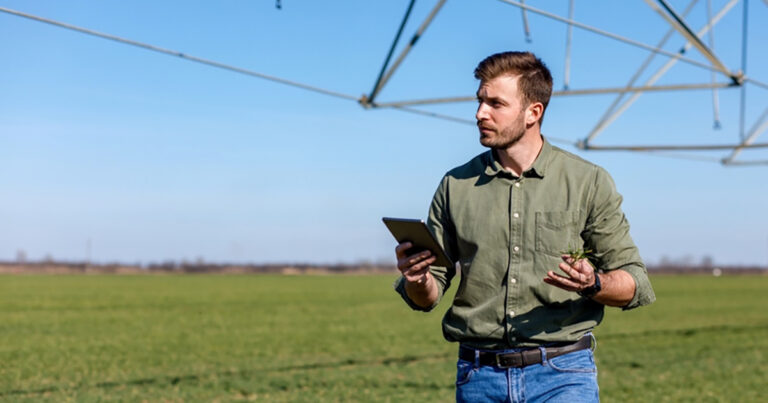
[396,242,437,284]
[395,242,439,308]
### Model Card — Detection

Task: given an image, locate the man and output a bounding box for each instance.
[394,51,655,402]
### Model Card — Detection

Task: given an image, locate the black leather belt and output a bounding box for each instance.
[458,336,592,368]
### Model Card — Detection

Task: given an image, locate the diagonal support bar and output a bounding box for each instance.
[723,107,768,163]
[367,0,417,105]
[647,0,738,82]
[370,0,447,100]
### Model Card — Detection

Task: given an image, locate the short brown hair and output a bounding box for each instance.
[474,51,553,125]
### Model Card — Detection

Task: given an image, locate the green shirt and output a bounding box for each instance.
[395,138,655,349]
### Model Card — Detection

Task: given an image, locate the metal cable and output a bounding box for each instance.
[0,7,360,102]
[388,105,476,125]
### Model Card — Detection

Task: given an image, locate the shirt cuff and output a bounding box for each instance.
[616,264,656,310]
[393,275,443,312]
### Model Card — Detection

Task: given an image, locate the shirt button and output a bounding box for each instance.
[510,278,517,284]
[509,311,515,316]
[513,212,519,218]
[513,246,520,252]
[515,182,521,187]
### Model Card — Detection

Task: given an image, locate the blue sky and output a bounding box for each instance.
[1,1,767,266]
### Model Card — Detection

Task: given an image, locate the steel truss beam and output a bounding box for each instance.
[372,83,736,108]
[495,0,726,74]
[585,0,701,145]
[722,159,768,166]
[583,0,738,145]
[578,142,768,151]
[3,2,767,165]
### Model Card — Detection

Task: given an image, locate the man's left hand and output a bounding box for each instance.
[543,255,597,293]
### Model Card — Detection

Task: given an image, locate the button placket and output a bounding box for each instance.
[506,179,523,341]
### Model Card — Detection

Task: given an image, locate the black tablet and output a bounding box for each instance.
[382,217,453,268]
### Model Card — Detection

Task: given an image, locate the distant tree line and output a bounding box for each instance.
[0,258,765,275]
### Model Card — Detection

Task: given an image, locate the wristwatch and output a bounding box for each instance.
[578,272,601,298]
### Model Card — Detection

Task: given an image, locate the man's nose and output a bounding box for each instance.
[476,103,489,121]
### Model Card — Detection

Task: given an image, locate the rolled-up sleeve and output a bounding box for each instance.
[583,167,656,310]
[617,263,656,309]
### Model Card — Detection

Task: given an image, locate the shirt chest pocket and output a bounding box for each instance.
[535,211,583,257]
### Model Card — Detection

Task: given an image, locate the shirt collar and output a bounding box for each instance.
[483,136,552,179]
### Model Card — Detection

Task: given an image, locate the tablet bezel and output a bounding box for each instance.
[382,217,453,268]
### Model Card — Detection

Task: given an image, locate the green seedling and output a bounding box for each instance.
[563,246,592,261]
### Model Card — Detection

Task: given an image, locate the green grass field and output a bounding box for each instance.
[1,274,766,402]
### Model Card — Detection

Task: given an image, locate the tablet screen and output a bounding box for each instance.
[382,217,453,268]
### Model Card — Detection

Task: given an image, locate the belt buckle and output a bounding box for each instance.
[495,352,522,368]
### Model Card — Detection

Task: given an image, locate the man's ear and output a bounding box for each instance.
[526,102,544,125]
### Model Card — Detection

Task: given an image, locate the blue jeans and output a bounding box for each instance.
[455,347,599,402]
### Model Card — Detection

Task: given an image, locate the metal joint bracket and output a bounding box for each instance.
[358,95,373,109]
[731,71,746,86]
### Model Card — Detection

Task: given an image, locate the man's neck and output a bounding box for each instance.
[494,132,544,177]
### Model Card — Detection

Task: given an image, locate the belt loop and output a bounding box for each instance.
[474,349,480,368]
[589,333,597,352]
[538,346,548,365]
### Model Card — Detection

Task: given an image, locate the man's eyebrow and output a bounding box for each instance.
[478,94,504,103]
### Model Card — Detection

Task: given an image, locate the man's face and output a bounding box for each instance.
[475,75,528,149]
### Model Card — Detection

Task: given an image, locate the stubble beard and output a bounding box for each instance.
[478,113,526,150]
